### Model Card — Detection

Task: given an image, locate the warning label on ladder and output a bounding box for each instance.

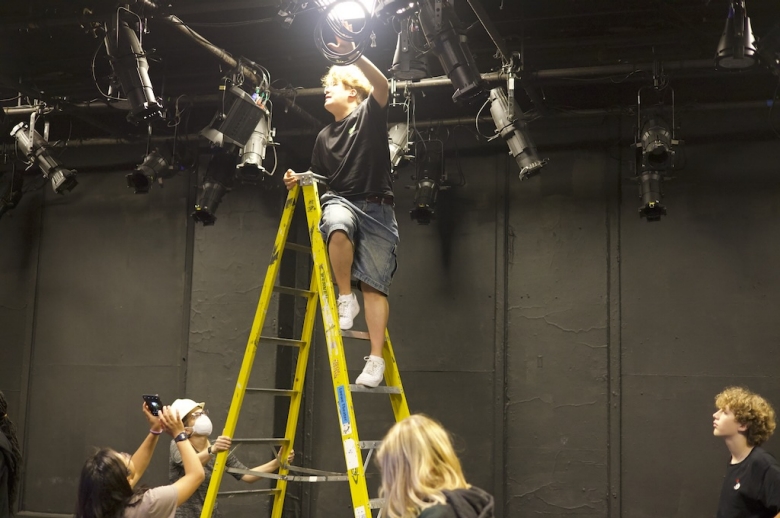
[337,385,352,435]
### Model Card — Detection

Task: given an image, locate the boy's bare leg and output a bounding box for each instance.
[328,230,354,296]
[362,282,388,357]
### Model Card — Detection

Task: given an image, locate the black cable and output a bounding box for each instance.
[314,0,375,65]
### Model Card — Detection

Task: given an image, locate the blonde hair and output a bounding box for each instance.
[376,415,469,518]
[321,65,371,103]
[716,386,777,446]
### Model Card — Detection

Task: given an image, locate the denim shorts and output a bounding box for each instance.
[319,192,399,296]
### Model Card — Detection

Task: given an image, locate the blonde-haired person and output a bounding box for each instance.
[712,386,780,518]
[283,31,398,389]
[376,415,494,518]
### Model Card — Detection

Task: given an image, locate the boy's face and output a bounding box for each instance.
[713,407,747,438]
[323,81,357,115]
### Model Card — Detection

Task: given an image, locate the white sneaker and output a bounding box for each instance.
[337,293,360,330]
[355,355,385,387]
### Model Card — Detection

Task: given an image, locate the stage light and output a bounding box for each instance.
[236,106,273,184]
[201,86,267,148]
[126,148,173,194]
[633,115,680,221]
[10,123,77,194]
[488,87,548,181]
[388,122,410,171]
[321,0,374,21]
[192,149,238,226]
[417,0,486,103]
[390,20,428,80]
[104,15,163,123]
[715,1,758,70]
[409,139,443,225]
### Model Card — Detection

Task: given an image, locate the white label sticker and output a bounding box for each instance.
[343,438,359,470]
[354,506,367,518]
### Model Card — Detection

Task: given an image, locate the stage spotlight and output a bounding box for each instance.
[416,0,486,103]
[201,86,267,148]
[10,123,78,194]
[236,106,273,184]
[104,16,163,123]
[409,139,443,225]
[634,115,680,221]
[192,149,238,226]
[715,0,758,70]
[488,87,548,181]
[390,21,428,80]
[126,148,172,194]
[388,122,410,171]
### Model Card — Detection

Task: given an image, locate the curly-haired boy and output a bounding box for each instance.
[713,386,780,518]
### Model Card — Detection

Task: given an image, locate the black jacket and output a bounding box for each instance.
[418,487,495,518]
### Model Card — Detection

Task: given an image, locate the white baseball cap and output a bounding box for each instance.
[170,398,205,420]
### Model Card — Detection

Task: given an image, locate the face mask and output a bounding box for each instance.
[192,415,213,437]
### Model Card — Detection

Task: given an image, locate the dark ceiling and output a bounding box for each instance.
[1,0,779,144]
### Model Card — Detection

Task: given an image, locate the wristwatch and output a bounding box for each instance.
[207,446,213,455]
[174,432,189,443]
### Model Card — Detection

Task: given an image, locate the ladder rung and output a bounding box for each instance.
[227,467,349,482]
[359,441,382,449]
[219,488,279,496]
[284,242,312,254]
[259,336,305,347]
[349,384,402,394]
[245,388,297,396]
[273,285,315,298]
[369,498,386,510]
[341,329,371,340]
[231,437,289,444]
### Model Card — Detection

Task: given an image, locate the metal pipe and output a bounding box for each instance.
[157,14,324,129]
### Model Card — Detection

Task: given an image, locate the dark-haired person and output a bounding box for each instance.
[283,32,397,389]
[713,386,780,518]
[167,398,294,518]
[0,392,22,518]
[75,404,204,518]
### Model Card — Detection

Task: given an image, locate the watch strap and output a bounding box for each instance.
[174,432,188,443]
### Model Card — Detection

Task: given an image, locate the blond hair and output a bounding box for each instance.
[376,415,469,518]
[321,65,371,103]
[716,386,777,446]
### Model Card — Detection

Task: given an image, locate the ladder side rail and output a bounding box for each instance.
[380,332,411,421]
[270,274,319,518]
[302,182,373,518]
[200,185,302,518]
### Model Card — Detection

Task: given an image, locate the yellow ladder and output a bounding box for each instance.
[200,172,411,518]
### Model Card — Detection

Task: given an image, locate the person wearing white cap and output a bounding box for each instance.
[167,398,294,518]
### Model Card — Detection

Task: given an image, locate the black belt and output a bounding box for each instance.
[363,194,395,205]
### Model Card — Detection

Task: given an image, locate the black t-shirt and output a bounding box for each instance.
[310,95,393,199]
[717,446,780,518]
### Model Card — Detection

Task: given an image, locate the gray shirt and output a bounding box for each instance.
[168,440,246,518]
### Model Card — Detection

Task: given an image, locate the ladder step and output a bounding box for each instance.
[218,488,279,496]
[369,498,386,510]
[341,329,371,340]
[358,441,382,449]
[273,285,316,298]
[259,336,305,347]
[231,437,289,444]
[349,384,402,394]
[246,388,297,396]
[284,242,312,254]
